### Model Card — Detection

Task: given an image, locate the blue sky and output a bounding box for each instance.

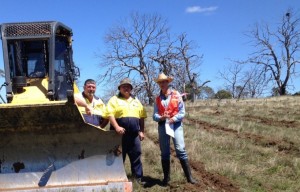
[1,0,300,98]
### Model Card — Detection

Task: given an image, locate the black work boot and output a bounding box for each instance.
[180,159,198,184]
[161,159,170,186]
[134,177,146,186]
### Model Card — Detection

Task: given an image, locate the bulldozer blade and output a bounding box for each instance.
[0,101,131,191]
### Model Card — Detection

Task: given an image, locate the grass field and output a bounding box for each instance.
[125,96,300,192]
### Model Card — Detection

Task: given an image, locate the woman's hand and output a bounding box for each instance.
[160,113,170,121]
[168,118,175,124]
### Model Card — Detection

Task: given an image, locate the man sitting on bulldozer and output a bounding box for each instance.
[75,79,108,128]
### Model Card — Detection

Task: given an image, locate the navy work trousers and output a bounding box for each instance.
[122,132,143,179]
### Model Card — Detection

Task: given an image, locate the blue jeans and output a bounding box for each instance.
[158,121,188,161]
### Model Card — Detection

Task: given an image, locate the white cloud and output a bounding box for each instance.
[186,6,218,14]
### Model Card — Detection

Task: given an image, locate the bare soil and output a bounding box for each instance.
[242,114,300,129]
[145,133,240,192]
[185,117,300,155]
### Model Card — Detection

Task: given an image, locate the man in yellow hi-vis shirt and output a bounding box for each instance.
[105,78,147,185]
[75,79,108,128]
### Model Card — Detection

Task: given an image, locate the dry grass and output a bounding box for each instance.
[184,96,300,191]
[123,96,300,191]
[124,119,195,191]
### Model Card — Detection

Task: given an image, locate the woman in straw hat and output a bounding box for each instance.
[153,73,197,185]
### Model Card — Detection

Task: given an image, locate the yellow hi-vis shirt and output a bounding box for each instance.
[105,95,147,119]
[74,92,106,117]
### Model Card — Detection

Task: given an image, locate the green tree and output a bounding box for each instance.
[199,86,215,99]
[215,90,232,99]
[293,91,300,96]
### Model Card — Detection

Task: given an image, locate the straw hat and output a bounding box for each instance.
[155,73,173,83]
[118,78,133,90]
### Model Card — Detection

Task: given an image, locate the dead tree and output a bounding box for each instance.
[100,12,170,105]
[246,9,300,95]
[100,13,206,104]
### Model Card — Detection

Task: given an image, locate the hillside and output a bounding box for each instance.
[125,96,300,191]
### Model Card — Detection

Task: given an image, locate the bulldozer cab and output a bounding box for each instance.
[0,21,131,191]
[1,21,79,103]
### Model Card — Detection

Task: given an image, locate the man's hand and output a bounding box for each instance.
[138,131,145,141]
[85,105,93,115]
[115,126,126,135]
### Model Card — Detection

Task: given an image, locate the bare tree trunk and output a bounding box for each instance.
[245,9,300,96]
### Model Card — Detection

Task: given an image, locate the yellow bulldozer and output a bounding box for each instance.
[0,21,131,191]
